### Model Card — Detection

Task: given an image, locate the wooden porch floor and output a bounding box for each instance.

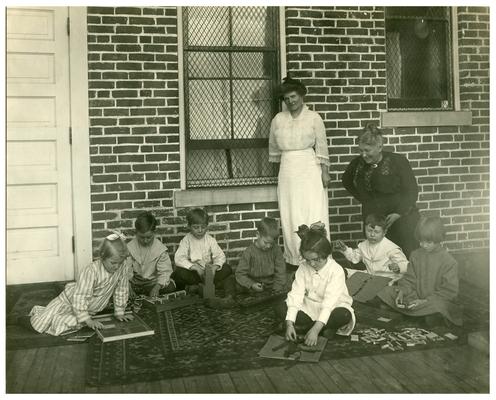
[6,340,489,393]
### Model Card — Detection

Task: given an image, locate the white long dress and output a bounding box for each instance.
[269,105,330,265]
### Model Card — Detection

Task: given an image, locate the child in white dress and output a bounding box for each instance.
[30,232,133,336]
[334,214,408,283]
[275,227,355,346]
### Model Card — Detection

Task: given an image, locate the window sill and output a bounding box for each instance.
[381,111,472,127]
[174,185,278,208]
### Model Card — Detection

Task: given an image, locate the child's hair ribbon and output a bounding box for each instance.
[106,230,127,241]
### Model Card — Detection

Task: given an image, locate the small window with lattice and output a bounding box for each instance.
[385,7,454,111]
[182,6,280,188]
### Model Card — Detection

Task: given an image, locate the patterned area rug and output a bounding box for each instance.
[86,293,474,387]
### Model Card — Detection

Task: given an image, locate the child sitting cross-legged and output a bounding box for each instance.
[173,208,235,304]
[274,227,356,346]
[333,213,408,283]
[377,216,462,327]
[30,232,133,336]
[127,211,176,298]
[235,217,287,294]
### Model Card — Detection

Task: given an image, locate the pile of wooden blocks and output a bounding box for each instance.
[353,327,453,351]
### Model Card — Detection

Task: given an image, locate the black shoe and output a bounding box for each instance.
[322,328,336,340]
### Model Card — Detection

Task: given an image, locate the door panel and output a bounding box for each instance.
[6,7,74,283]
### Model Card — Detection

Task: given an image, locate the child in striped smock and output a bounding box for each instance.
[30,232,133,336]
[235,217,287,294]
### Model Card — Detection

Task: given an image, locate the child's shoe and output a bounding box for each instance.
[322,328,337,340]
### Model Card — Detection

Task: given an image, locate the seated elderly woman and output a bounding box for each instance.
[342,123,420,257]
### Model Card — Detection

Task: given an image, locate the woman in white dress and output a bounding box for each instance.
[269,77,330,267]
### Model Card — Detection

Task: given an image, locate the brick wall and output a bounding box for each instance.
[87,6,489,262]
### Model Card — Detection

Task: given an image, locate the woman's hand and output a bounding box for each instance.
[116,314,135,322]
[85,318,105,330]
[321,167,331,188]
[385,213,401,228]
[285,321,297,342]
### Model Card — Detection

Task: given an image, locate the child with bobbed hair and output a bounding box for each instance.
[378,216,462,326]
[333,213,408,282]
[174,208,235,301]
[235,217,286,293]
[275,227,356,346]
[127,211,175,298]
[30,232,133,336]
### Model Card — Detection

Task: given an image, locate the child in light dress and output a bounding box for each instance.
[333,213,408,284]
[235,217,287,294]
[173,208,235,302]
[378,216,462,326]
[127,211,176,298]
[30,232,133,336]
[275,227,355,346]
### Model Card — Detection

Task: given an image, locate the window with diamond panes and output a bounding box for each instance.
[183,6,280,188]
[385,7,454,111]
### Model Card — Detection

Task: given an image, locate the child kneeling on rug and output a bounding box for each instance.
[377,216,462,327]
[173,208,235,304]
[235,217,287,294]
[333,213,408,284]
[30,232,133,336]
[275,227,356,346]
[128,211,176,298]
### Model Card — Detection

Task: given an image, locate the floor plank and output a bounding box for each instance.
[355,355,408,393]
[22,347,51,393]
[251,369,277,393]
[7,348,38,393]
[264,365,303,393]
[327,357,382,393]
[316,360,354,393]
[370,353,423,393]
[293,363,328,393]
[215,372,237,393]
[306,363,344,393]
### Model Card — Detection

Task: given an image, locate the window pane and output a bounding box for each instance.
[188,80,230,140]
[185,7,229,46]
[232,80,272,139]
[232,7,273,47]
[187,149,229,182]
[232,52,274,78]
[187,52,229,78]
[231,148,276,178]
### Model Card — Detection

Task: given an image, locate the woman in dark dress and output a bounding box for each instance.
[342,123,420,257]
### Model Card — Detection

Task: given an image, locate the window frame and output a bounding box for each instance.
[178,6,283,190]
[385,6,454,112]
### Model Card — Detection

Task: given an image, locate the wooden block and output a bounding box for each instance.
[202,265,216,299]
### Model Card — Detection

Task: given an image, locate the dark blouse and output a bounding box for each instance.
[342,151,418,217]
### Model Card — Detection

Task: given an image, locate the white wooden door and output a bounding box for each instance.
[6,7,74,283]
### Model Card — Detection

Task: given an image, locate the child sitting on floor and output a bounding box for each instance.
[377,216,462,327]
[127,211,176,298]
[235,217,286,294]
[275,227,355,346]
[333,213,408,283]
[30,232,133,336]
[173,208,235,303]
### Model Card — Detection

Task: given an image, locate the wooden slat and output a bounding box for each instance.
[215,372,237,393]
[353,355,407,393]
[36,345,61,393]
[169,377,187,393]
[285,363,319,393]
[327,358,382,393]
[250,369,276,393]
[314,361,352,393]
[61,344,87,393]
[22,347,50,392]
[370,353,423,393]
[306,363,344,393]
[263,365,303,393]
[293,363,328,393]
[6,349,37,393]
